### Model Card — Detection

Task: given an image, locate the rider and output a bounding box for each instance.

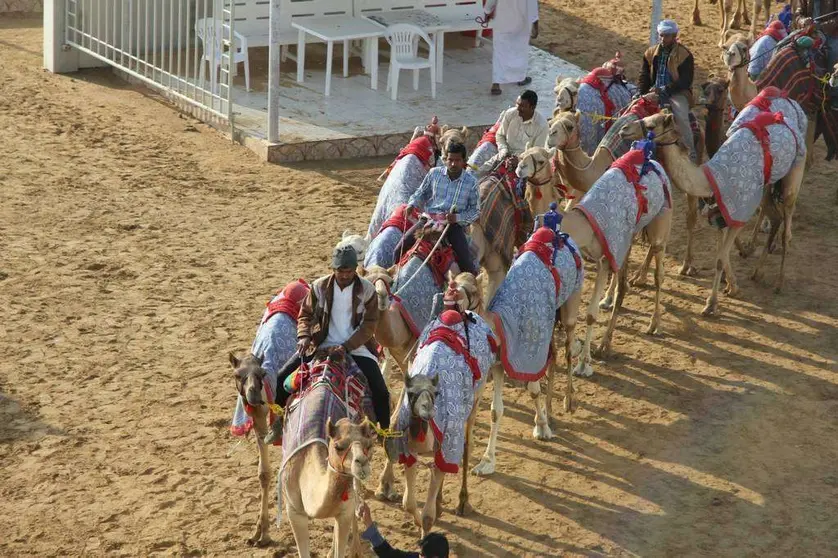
[639,19,697,163]
[397,142,480,275]
[481,90,548,174]
[263,243,390,445]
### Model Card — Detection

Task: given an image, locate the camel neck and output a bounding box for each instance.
[657,144,713,198]
[728,67,757,111]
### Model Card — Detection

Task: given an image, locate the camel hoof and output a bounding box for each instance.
[751,268,764,283]
[421,516,434,537]
[472,458,495,476]
[598,295,614,310]
[592,344,609,360]
[739,243,756,259]
[692,15,702,25]
[629,275,647,287]
[573,361,594,378]
[533,422,554,441]
[678,264,698,277]
[246,535,272,548]
[701,301,717,317]
[455,500,473,517]
[375,484,400,502]
[760,218,771,233]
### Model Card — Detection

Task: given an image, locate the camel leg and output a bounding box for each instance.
[630,245,654,287]
[693,0,702,25]
[456,393,482,516]
[472,365,504,476]
[288,505,311,558]
[421,467,446,537]
[483,251,507,305]
[375,459,399,502]
[246,408,272,547]
[718,0,729,47]
[599,271,618,310]
[702,228,742,316]
[332,509,352,558]
[680,195,699,276]
[560,291,581,414]
[805,116,816,171]
[545,331,557,422]
[403,462,421,528]
[750,202,780,285]
[574,259,609,378]
[774,162,802,294]
[739,205,763,259]
[529,377,553,440]
[647,242,666,335]
[594,256,630,359]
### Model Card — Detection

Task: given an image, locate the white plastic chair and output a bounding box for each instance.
[195,17,250,92]
[384,24,436,101]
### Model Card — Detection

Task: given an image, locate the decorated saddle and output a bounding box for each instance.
[577,68,634,155]
[368,136,435,237]
[468,114,502,175]
[703,105,805,228]
[598,97,661,161]
[477,159,534,265]
[280,356,374,472]
[575,147,672,272]
[231,280,309,440]
[364,204,419,269]
[488,230,584,382]
[393,310,496,473]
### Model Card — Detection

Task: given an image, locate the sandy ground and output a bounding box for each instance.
[2,4,838,556]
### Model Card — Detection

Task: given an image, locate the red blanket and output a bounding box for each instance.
[398,239,456,287]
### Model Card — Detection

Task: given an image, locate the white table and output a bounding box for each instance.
[292,16,384,97]
[364,10,450,83]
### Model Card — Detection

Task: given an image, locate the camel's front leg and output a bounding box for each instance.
[483,250,507,306]
[473,365,504,476]
[332,507,353,558]
[560,291,582,414]
[594,257,629,358]
[647,242,666,335]
[702,228,741,316]
[421,467,446,537]
[575,259,609,377]
[599,271,617,310]
[680,195,699,276]
[774,162,802,294]
[457,394,482,516]
[247,408,272,547]
[529,378,553,440]
[402,462,421,528]
[287,504,311,558]
[376,459,399,502]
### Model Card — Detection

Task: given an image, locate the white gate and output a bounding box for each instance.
[64,0,235,129]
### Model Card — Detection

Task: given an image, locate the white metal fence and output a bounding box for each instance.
[64,0,235,126]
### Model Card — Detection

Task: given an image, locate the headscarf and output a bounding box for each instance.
[657,19,679,36]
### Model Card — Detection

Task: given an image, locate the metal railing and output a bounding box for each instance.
[65,0,235,129]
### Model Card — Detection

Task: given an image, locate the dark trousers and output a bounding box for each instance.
[275,351,391,429]
[394,222,477,275]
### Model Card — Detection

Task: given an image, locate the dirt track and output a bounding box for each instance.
[2,6,838,557]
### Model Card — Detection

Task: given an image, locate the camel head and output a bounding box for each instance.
[546,110,581,150]
[830,62,838,88]
[452,271,483,314]
[439,125,469,157]
[364,264,395,311]
[229,352,266,407]
[698,75,730,110]
[553,77,580,112]
[405,373,439,422]
[326,417,377,482]
[722,34,751,71]
[337,230,369,263]
[516,146,560,212]
[620,110,687,151]
[517,146,556,180]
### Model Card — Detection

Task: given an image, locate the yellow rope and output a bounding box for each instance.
[365,417,404,439]
[269,403,284,416]
[584,112,620,122]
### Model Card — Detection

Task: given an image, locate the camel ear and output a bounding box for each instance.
[460,126,468,139]
[431,375,440,388]
[663,113,674,127]
[327,418,336,439]
[361,420,376,440]
[386,265,397,277]
[228,352,240,369]
[342,229,351,239]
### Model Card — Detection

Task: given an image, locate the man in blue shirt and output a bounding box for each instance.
[396,142,480,275]
[357,502,450,558]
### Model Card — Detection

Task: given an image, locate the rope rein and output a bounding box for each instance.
[393,222,451,296]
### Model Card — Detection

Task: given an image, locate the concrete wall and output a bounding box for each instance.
[1,0,43,12]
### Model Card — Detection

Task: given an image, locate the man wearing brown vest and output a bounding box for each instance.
[638,19,697,162]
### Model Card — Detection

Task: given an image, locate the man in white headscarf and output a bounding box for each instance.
[484,0,539,95]
[638,19,697,162]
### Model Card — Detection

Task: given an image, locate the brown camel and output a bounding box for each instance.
[228,353,273,547]
[694,0,770,48]
[620,110,806,315]
[282,416,377,558]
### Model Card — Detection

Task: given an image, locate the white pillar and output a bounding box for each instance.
[44,0,109,73]
[649,0,662,46]
[267,0,281,143]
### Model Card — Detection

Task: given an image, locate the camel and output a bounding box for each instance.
[228,353,274,547]
[282,416,377,558]
[554,76,580,112]
[620,109,806,315]
[559,158,673,376]
[694,0,771,48]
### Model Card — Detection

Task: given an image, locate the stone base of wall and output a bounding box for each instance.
[0,0,43,12]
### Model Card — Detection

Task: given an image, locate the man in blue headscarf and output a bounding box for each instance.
[638,19,697,162]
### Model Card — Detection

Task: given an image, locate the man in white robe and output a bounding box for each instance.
[484,0,539,95]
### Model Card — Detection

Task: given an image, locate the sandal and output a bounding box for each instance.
[490,84,502,95]
[517,77,532,86]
